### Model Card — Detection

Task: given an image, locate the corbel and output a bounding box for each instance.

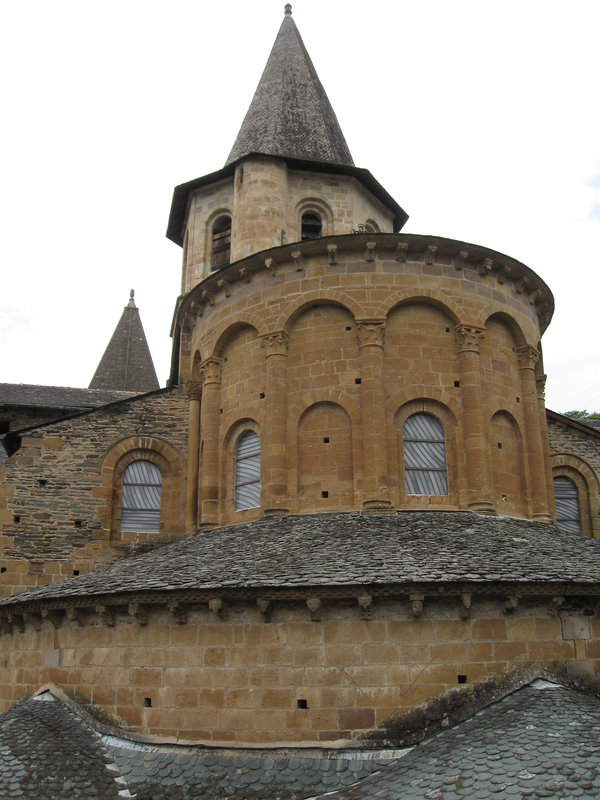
[201,289,215,306]
[410,593,424,618]
[24,612,41,632]
[0,614,10,636]
[168,601,188,625]
[528,287,542,305]
[95,604,115,627]
[327,244,338,265]
[65,606,80,625]
[365,241,376,262]
[550,596,565,616]
[454,250,468,270]
[256,598,271,620]
[209,597,226,619]
[7,611,24,633]
[291,250,303,268]
[395,242,408,262]
[217,278,231,297]
[503,595,519,614]
[265,257,277,276]
[478,257,493,276]
[41,609,62,629]
[238,266,252,283]
[495,264,512,284]
[515,277,530,295]
[423,245,437,265]
[357,593,373,618]
[306,596,322,621]
[128,603,149,626]
[459,593,472,620]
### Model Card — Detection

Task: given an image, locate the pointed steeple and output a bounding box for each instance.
[226,6,354,167]
[89,291,160,393]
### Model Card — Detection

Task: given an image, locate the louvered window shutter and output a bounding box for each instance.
[553,476,581,533]
[235,431,262,510]
[120,460,162,532]
[403,413,448,495]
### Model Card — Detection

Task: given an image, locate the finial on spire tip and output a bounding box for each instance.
[284,3,292,16]
[130,289,135,299]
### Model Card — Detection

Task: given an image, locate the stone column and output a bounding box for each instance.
[260,331,290,516]
[536,372,556,522]
[518,346,552,522]
[199,358,221,527]
[455,325,495,513]
[185,381,202,532]
[356,320,393,512]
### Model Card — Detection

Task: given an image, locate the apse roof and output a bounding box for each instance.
[2,680,600,799]
[88,291,159,393]
[5,512,600,607]
[226,6,353,167]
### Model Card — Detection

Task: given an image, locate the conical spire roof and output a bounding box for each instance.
[89,291,160,392]
[226,6,354,167]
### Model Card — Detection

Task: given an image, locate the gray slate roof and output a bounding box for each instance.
[0,383,137,411]
[4,512,600,607]
[3,682,600,798]
[318,680,600,799]
[0,693,124,799]
[226,10,354,167]
[89,291,159,393]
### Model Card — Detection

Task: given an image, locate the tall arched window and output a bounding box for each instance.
[554,475,581,533]
[235,431,261,510]
[403,413,448,495]
[120,460,162,532]
[211,215,232,270]
[301,212,322,241]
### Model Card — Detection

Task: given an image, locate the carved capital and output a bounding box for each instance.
[356,320,386,349]
[200,358,221,385]
[517,345,540,370]
[454,325,485,353]
[186,380,203,400]
[260,330,289,357]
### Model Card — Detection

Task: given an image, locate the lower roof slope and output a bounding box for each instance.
[4,512,600,607]
[2,680,599,799]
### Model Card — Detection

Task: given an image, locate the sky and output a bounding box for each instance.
[1,0,599,413]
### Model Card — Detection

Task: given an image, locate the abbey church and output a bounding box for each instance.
[1,6,600,797]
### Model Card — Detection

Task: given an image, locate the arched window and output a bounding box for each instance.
[554,475,581,533]
[301,212,322,241]
[211,215,231,270]
[403,413,448,495]
[235,431,261,510]
[120,460,162,532]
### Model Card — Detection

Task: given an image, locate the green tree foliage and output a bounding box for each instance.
[563,410,600,420]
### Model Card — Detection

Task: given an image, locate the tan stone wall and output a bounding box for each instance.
[183,236,552,527]
[0,391,189,599]
[1,597,596,745]
[182,158,396,289]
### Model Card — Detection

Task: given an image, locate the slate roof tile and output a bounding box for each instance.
[3,512,600,607]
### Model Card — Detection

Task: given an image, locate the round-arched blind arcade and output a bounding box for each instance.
[235,431,262,510]
[120,460,162,532]
[403,413,448,495]
[553,475,581,534]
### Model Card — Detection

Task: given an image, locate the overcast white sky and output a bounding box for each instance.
[1,0,599,413]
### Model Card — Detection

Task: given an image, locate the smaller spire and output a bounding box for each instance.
[127,289,136,309]
[284,3,292,15]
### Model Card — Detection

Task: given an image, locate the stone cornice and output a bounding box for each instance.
[2,581,600,633]
[173,233,554,338]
